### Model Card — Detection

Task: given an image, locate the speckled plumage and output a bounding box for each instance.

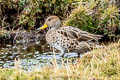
[39,16,102,57]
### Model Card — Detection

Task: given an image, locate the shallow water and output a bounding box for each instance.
[0,43,79,71]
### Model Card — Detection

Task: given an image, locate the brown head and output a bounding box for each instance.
[38,16,61,30]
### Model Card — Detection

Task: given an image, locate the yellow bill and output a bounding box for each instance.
[40,24,48,30]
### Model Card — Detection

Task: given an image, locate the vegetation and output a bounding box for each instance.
[0,0,120,40]
[0,41,120,80]
[0,0,77,30]
[0,0,120,80]
[64,0,120,40]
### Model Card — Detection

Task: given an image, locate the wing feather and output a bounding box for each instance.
[59,26,102,41]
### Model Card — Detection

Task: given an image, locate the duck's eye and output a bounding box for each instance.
[48,18,51,21]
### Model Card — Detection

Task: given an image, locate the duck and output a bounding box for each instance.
[37,16,102,57]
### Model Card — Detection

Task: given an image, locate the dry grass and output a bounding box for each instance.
[0,41,120,80]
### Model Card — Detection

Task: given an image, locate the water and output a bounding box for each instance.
[0,43,79,71]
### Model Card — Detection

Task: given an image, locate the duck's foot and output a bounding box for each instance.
[60,53,80,58]
[59,53,65,57]
[77,53,81,58]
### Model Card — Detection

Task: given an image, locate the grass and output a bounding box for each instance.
[0,0,119,79]
[64,0,120,39]
[0,41,120,80]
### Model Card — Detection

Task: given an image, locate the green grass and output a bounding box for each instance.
[0,41,120,80]
[64,0,120,39]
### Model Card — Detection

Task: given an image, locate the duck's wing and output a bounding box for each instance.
[59,26,103,41]
[56,28,93,53]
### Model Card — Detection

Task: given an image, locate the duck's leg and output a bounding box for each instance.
[59,49,65,57]
[60,53,65,57]
[77,53,81,58]
[53,43,65,57]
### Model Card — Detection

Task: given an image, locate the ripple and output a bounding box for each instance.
[0,43,79,71]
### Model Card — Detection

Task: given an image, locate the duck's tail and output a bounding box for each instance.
[89,34,103,41]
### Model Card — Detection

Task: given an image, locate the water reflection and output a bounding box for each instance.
[0,43,78,71]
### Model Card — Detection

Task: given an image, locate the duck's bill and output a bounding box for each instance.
[37,24,48,30]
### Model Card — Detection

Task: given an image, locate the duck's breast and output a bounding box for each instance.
[46,30,57,44]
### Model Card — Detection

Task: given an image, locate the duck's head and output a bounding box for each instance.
[38,16,61,30]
